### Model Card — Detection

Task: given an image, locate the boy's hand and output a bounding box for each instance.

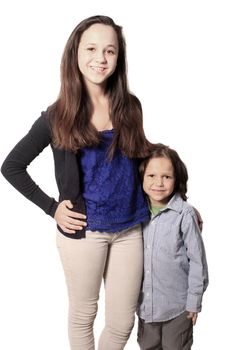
[187,311,198,325]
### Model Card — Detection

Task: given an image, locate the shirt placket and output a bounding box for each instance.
[144,214,160,322]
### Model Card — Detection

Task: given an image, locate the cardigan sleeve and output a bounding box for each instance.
[1,112,59,217]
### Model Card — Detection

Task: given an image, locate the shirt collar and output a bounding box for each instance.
[150,193,184,220]
[163,193,184,213]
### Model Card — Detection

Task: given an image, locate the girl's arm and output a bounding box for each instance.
[193,206,203,232]
[1,113,59,217]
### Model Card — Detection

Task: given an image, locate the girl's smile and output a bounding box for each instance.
[90,66,107,73]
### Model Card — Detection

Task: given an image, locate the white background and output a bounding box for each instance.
[0,0,232,349]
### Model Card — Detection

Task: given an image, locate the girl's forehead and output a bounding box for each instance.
[80,23,118,46]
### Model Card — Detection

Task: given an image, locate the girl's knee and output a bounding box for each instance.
[107,315,135,339]
[69,302,98,328]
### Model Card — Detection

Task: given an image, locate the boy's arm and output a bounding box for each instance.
[181,208,209,313]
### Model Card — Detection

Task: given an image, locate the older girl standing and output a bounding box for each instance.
[1,16,151,350]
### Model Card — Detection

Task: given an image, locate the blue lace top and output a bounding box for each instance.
[79,129,150,232]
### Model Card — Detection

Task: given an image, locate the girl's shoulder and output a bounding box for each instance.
[129,93,142,108]
[26,110,52,146]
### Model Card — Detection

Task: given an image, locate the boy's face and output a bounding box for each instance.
[143,157,175,206]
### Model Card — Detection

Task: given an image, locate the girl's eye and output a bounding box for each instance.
[87,47,95,52]
[107,50,115,55]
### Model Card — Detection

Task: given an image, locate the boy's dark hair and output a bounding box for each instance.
[139,143,188,200]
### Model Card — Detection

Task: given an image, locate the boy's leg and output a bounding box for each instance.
[98,225,143,350]
[137,317,162,350]
[162,312,193,350]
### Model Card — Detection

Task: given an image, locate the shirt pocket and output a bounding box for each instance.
[156,222,183,258]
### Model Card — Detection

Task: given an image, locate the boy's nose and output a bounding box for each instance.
[154,178,163,186]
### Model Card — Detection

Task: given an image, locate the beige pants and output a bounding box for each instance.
[56,224,143,350]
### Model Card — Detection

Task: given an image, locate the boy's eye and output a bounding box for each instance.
[87,47,95,51]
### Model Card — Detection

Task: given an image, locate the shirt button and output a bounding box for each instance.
[147,245,150,249]
[146,293,150,297]
[146,270,150,274]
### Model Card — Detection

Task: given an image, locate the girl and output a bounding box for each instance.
[137,143,208,350]
[1,16,151,350]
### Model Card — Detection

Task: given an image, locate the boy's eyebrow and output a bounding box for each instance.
[145,171,173,175]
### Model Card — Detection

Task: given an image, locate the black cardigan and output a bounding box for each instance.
[1,112,86,239]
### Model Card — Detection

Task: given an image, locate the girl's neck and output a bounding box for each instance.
[88,89,112,131]
[85,81,107,104]
[91,93,108,107]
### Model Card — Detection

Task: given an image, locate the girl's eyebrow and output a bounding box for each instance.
[85,43,117,49]
[106,44,117,49]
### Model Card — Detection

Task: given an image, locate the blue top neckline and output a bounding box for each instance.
[99,129,114,134]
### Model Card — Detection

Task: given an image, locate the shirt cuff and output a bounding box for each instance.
[186,293,202,313]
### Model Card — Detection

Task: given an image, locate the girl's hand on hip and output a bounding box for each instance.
[187,311,198,325]
[54,200,87,234]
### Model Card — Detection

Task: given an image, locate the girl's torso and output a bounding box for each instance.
[79,129,149,232]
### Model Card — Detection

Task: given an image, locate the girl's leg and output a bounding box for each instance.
[98,225,143,350]
[57,231,109,350]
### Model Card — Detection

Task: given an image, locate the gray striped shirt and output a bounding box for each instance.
[138,194,209,323]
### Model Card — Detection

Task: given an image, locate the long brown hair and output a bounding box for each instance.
[48,15,150,158]
[139,143,188,200]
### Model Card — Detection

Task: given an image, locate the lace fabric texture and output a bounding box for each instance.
[79,130,149,232]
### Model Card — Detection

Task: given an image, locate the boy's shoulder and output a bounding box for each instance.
[168,194,196,218]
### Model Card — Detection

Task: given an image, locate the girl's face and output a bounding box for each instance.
[143,157,175,206]
[78,23,119,90]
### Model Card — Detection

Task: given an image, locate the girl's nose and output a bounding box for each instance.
[95,51,107,63]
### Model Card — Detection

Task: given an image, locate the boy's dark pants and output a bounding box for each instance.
[137,311,193,350]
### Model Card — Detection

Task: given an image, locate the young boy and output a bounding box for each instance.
[137,143,209,350]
